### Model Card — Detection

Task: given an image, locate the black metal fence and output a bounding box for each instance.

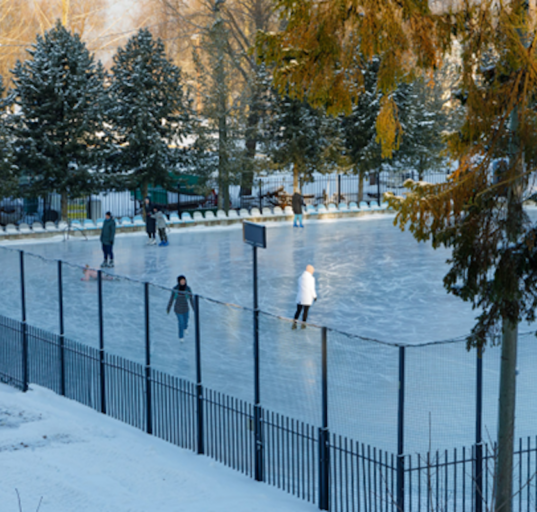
[0,169,451,226]
[1,248,537,512]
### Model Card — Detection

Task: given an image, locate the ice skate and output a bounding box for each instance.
[158,241,165,246]
[100,260,108,268]
[292,323,297,330]
[301,323,306,329]
[179,337,184,342]
[108,261,114,268]
[150,238,157,245]
[146,239,152,245]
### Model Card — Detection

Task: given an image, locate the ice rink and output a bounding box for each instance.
[1,213,537,456]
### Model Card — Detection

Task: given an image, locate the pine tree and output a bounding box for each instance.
[10,20,107,220]
[263,92,340,192]
[340,57,383,201]
[0,76,17,198]
[108,28,191,202]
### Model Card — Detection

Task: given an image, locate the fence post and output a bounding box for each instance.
[475,347,483,512]
[195,294,204,455]
[19,251,28,392]
[98,270,106,414]
[319,326,330,510]
[337,174,341,204]
[144,282,152,435]
[397,346,405,512]
[259,181,262,211]
[58,260,65,396]
[377,170,381,204]
[253,245,264,481]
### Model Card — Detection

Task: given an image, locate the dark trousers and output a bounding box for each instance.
[158,227,167,242]
[102,244,113,261]
[294,304,310,322]
[147,230,156,239]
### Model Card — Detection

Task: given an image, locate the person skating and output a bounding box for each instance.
[151,207,169,246]
[292,190,305,228]
[100,212,116,268]
[166,275,195,341]
[292,264,317,329]
[143,197,157,245]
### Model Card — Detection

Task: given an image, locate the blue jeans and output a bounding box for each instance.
[293,214,303,226]
[176,312,189,339]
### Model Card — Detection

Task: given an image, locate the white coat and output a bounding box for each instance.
[296,271,317,306]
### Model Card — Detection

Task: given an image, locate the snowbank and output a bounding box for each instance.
[0,383,316,512]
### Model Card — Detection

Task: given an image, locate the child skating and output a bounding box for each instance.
[151,207,169,246]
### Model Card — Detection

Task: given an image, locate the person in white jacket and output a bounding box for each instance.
[292,265,317,329]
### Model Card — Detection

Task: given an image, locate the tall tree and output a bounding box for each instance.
[263,93,341,192]
[0,75,17,197]
[10,20,107,219]
[259,2,537,510]
[340,57,382,202]
[134,0,279,200]
[108,28,191,202]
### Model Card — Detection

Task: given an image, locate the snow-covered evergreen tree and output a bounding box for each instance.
[108,28,191,201]
[340,58,383,201]
[263,92,338,192]
[10,21,108,219]
[391,76,450,180]
[0,76,18,198]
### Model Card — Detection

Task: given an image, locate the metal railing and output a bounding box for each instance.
[1,248,537,512]
[0,169,451,226]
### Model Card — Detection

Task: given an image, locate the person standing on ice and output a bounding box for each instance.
[100,212,116,268]
[166,275,195,341]
[143,197,157,245]
[292,190,305,228]
[151,207,169,246]
[292,265,317,329]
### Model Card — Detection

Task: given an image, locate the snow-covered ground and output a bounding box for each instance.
[1,214,537,456]
[0,382,317,512]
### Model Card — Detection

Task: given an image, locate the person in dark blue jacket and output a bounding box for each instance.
[100,212,116,268]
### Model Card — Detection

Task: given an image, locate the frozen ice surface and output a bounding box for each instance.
[1,214,537,456]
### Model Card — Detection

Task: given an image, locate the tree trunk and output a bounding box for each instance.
[496,318,518,512]
[141,182,149,220]
[61,192,68,222]
[358,171,364,202]
[293,163,299,193]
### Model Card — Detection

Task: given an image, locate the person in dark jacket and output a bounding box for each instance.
[143,197,157,245]
[166,275,195,341]
[292,191,305,228]
[100,212,116,268]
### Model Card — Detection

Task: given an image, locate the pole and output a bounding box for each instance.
[253,245,264,481]
[20,251,28,392]
[58,260,65,396]
[397,346,405,512]
[475,347,483,512]
[98,270,106,414]
[259,181,262,211]
[337,174,341,204]
[319,326,330,510]
[195,294,204,454]
[144,282,152,435]
[377,170,381,204]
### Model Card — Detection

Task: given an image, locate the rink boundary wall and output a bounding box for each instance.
[0,207,393,242]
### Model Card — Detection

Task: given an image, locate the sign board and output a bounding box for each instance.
[243,221,266,249]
